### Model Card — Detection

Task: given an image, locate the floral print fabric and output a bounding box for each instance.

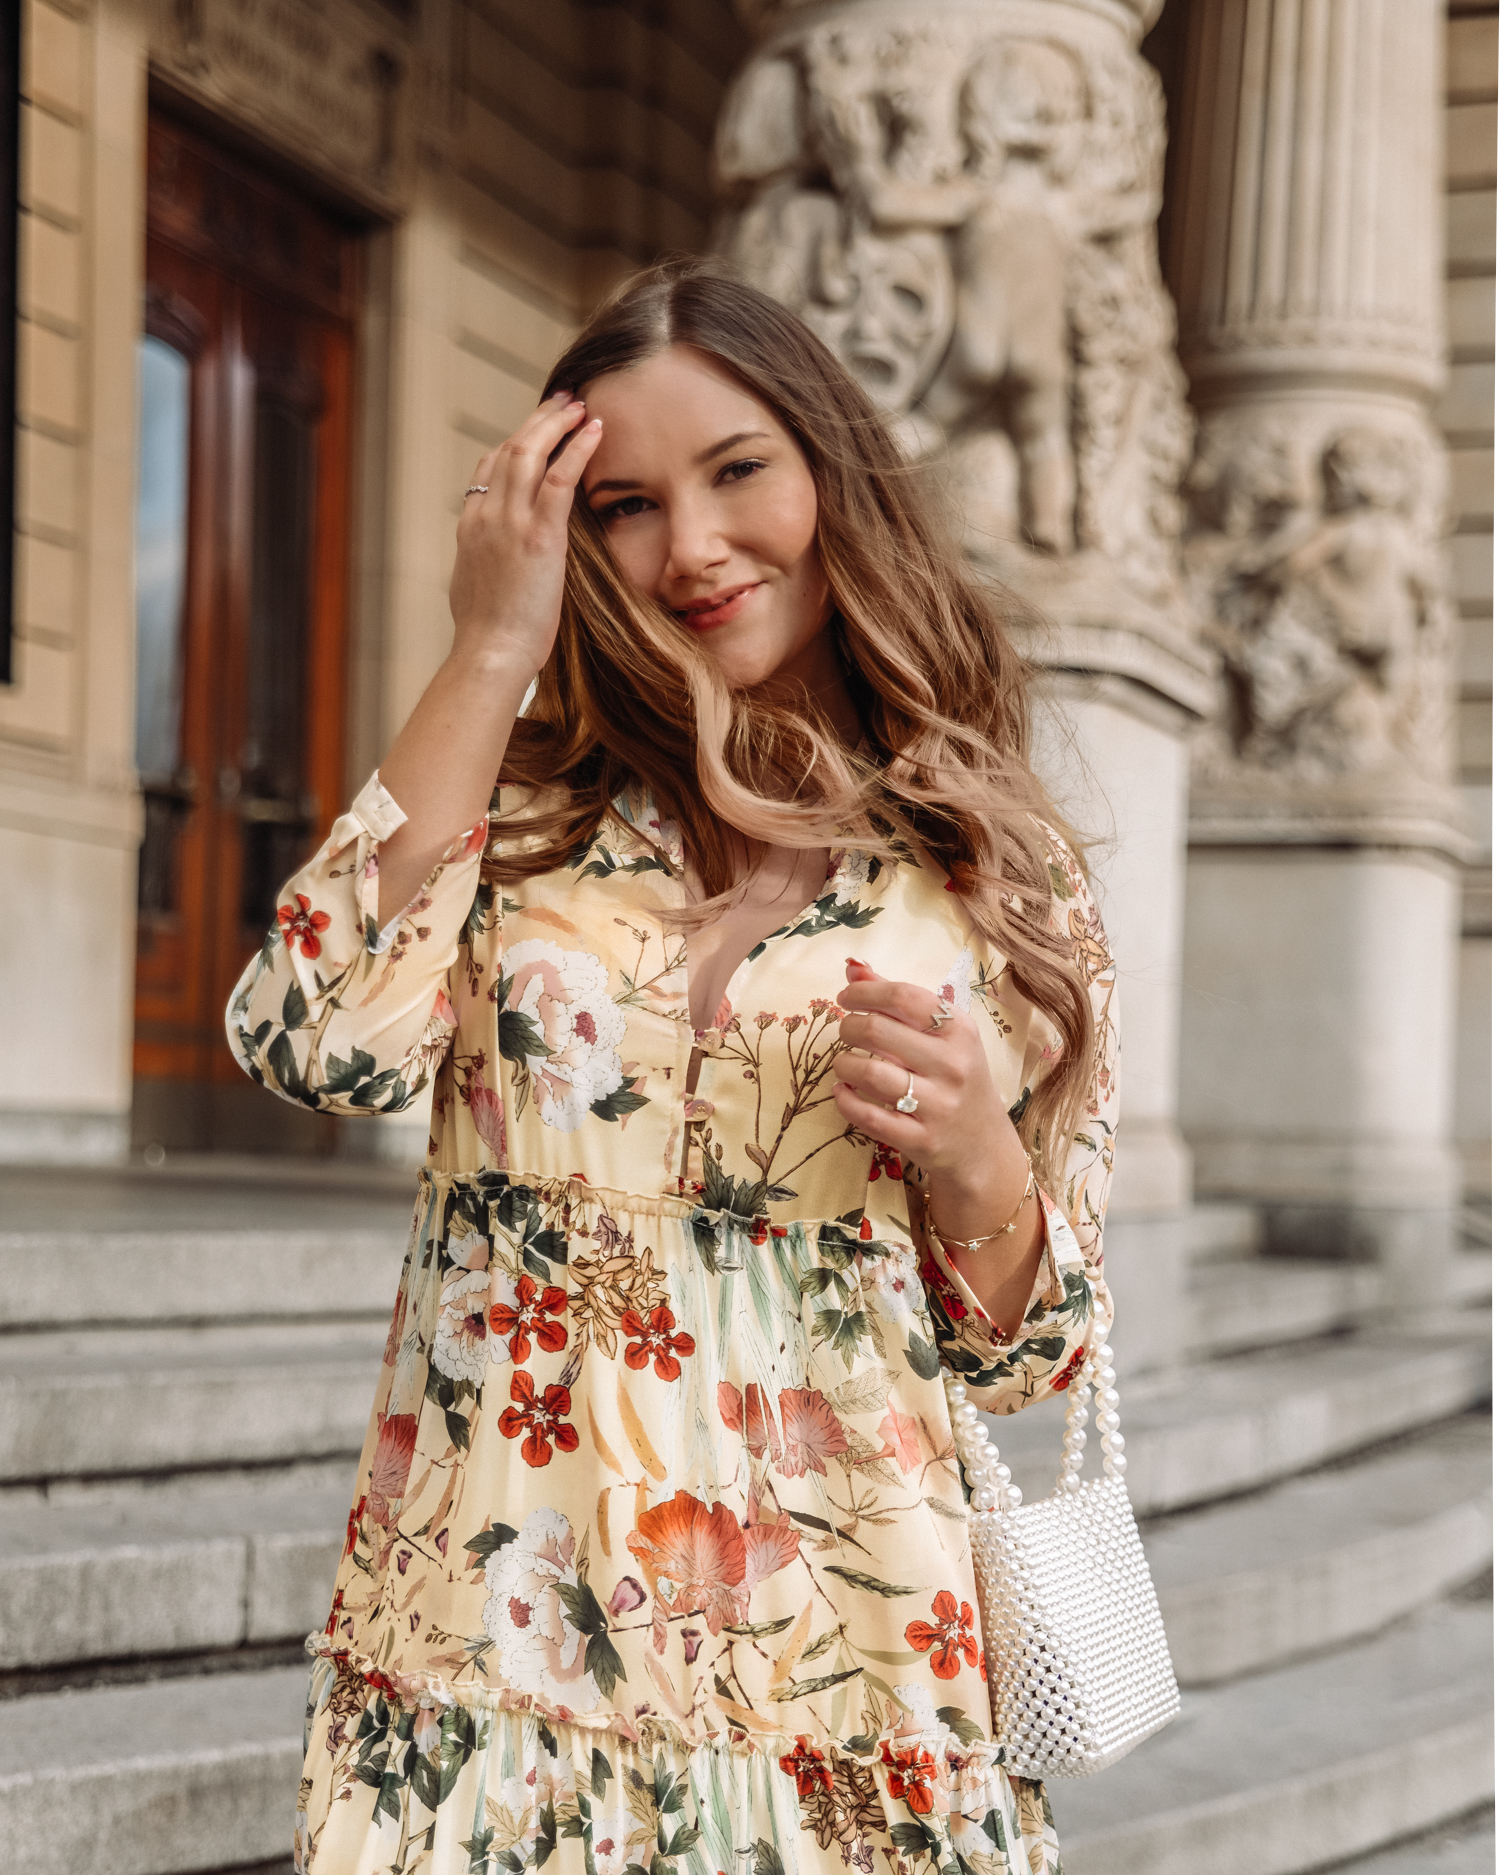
[228,774,1118,1875]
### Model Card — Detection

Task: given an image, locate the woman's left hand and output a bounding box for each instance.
[833,960,1044,1325]
[832,960,1013,1181]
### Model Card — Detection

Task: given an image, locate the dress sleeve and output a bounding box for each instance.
[918,844,1119,1415]
[225,771,489,1116]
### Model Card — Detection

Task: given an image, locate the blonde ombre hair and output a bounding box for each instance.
[493,261,1095,1191]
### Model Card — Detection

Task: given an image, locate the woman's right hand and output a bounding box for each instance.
[370,393,602,924]
[448,391,603,674]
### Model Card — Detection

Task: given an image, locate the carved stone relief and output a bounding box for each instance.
[715,2,1193,629]
[1184,411,1453,786]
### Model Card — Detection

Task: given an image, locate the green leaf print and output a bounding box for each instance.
[282,977,309,1030]
[462,1520,518,1566]
[322,1046,378,1095]
[752,1841,786,1875]
[585,1630,625,1698]
[801,1625,841,1663]
[591,1748,613,1798]
[724,1614,796,1638]
[461,1828,496,1874]
[589,1084,651,1123]
[770,1664,863,1700]
[822,1565,922,1596]
[494,973,553,1065]
[936,1705,988,1746]
[903,1330,942,1381]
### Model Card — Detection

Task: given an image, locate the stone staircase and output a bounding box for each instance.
[0,1165,1490,1875]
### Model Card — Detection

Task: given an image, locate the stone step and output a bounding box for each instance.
[1146,1413,1492,1685]
[1329,1811,1495,1874]
[985,1314,1491,1518]
[0,1663,307,1875]
[0,1228,408,1330]
[0,1321,386,1483]
[1185,1257,1384,1357]
[0,1481,349,1669]
[1050,1597,1495,1875]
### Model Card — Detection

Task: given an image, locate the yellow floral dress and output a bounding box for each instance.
[227,773,1118,1875]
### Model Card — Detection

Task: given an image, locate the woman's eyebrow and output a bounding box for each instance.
[586,430,774,498]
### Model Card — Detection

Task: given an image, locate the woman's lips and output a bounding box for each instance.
[675,582,762,632]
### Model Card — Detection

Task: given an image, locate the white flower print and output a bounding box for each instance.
[432,1267,489,1384]
[503,938,629,1132]
[829,849,873,905]
[940,948,974,1015]
[866,1242,924,1325]
[482,1507,601,1708]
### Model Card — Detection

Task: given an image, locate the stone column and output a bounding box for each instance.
[1166,0,1468,1299]
[715,0,1215,1370]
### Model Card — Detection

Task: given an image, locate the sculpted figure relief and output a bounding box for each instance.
[716,6,1190,607]
[1185,416,1453,782]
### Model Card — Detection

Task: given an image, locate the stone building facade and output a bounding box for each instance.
[1,0,1491,1258]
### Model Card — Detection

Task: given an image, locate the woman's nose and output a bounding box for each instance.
[661,497,728,583]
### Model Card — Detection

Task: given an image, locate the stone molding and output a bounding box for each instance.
[149,0,425,215]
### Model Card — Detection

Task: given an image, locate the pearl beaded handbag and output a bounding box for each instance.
[943,1341,1180,1779]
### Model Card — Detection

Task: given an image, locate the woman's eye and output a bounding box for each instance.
[599,495,652,522]
[721,458,766,484]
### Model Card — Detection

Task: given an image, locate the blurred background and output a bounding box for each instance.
[0,1,1492,1871]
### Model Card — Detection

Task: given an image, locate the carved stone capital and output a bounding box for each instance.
[715,0,1198,713]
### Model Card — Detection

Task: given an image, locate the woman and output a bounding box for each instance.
[228,262,1118,1875]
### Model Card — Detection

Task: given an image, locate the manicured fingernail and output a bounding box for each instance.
[586,418,602,430]
[552,389,571,403]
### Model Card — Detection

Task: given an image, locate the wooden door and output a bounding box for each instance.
[132,112,358,1146]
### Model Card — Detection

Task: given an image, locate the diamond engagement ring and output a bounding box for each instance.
[895,1073,920,1115]
[464,484,489,497]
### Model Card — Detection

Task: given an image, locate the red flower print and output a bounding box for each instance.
[621,1304,696,1381]
[498,1372,579,1468]
[880,1741,938,1815]
[779,1735,834,1797]
[344,1495,367,1556]
[869,1144,903,1183]
[777,1387,849,1478]
[718,1382,783,1465]
[1052,1344,1088,1392]
[905,1590,980,1679]
[626,1490,747,1634]
[368,1413,418,1527]
[276,893,331,960]
[488,1273,568,1363]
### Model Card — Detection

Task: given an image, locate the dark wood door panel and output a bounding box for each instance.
[133,111,358,1105]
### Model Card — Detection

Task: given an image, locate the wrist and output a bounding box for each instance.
[445,635,543,688]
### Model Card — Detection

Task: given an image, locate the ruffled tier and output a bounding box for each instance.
[298,1648,1062,1875]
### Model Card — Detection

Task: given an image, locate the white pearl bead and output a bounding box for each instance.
[1098,1410,1121,1432]
[979,1439,1002,1467]
[1064,1428,1086,1452]
[1107,1453,1128,1474]
[1005,1484,1022,1507]
[1105,1431,1125,1452]
[972,1486,998,1512]
[1094,1344,1113,1365]
[994,1463,1011,1487]
[1095,1365,1116,1388]
[1061,1471,1081,1493]
[956,1401,980,1425]
[1098,1387,1120,1409]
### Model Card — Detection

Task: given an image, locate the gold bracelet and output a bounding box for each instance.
[925,1165,1037,1253]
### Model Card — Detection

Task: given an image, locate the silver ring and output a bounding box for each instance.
[928,1005,953,1032]
[895,1072,919,1115]
[464,484,489,497]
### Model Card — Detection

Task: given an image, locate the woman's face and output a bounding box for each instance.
[579,345,832,690]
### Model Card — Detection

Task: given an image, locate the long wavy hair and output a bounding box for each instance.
[493,261,1094,1189]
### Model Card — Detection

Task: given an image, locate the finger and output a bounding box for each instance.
[838,1009,949,1074]
[838,976,953,1032]
[539,416,604,508]
[831,1079,923,1152]
[836,1050,923,1110]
